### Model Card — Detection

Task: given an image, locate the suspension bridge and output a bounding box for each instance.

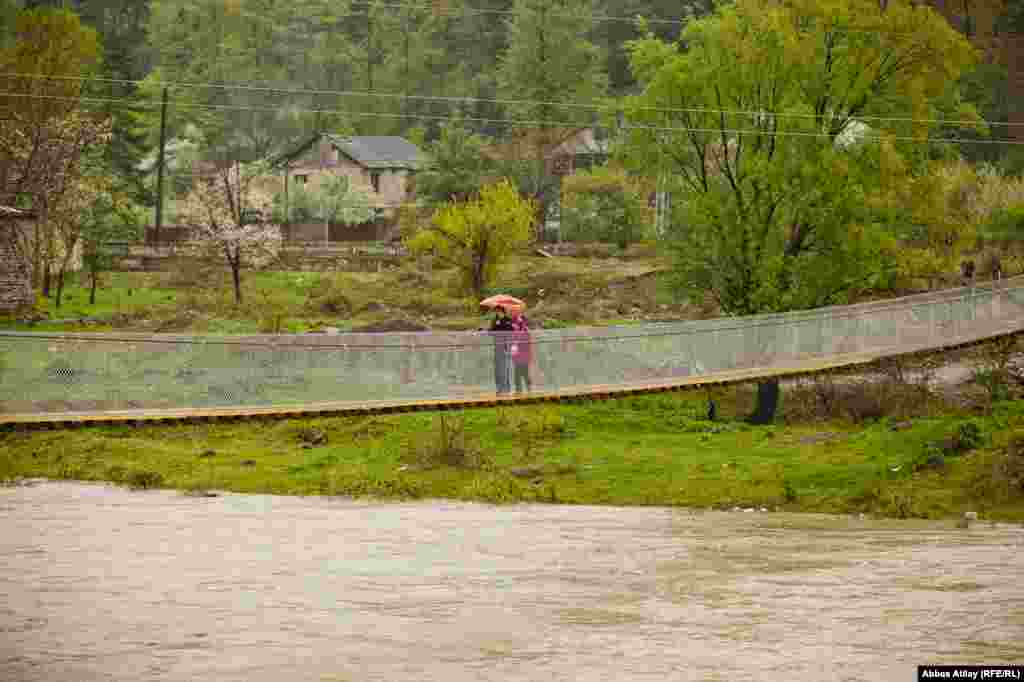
[1,277,1022,430]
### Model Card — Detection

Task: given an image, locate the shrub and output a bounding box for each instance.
[1005,433,1024,494]
[323,473,424,499]
[462,473,527,504]
[308,284,353,317]
[502,406,572,460]
[970,336,1023,408]
[966,430,1024,505]
[408,414,492,470]
[126,469,164,490]
[0,452,14,485]
[560,167,652,249]
[783,371,942,424]
[254,287,292,333]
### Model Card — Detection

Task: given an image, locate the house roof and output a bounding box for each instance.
[482,127,610,162]
[275,133,427,171]
[325,135,427,170]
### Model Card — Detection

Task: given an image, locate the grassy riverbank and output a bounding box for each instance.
[3,389,1023,521]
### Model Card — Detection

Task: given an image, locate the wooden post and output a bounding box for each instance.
[154,87,169,247]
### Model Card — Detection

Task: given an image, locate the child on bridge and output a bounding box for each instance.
[510,310,532,393]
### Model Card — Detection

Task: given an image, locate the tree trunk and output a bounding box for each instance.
[89,267,98,305]
[232,263,243,305]
[748,379,780,425]
[54,268,65,309]
[471,252,485,298]
[31,236,41,290]
[42,261,51,298]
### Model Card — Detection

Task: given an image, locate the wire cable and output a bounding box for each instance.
[327,0,1024,40]
[3,91,1021,146]
[4,71,1021,130]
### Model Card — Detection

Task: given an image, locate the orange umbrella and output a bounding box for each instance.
[480,294,525,314]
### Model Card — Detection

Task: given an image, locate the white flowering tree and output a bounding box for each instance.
[178,161,282,305]
[271,175,374,227]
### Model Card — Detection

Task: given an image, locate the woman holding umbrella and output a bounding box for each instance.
[480,295,524,395]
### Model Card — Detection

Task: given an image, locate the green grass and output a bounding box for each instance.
[3,391,1022,521]
[29,272,180,322]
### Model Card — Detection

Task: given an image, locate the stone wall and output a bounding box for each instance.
[0,224,33,311]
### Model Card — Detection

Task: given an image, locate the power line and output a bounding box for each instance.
[4,90,1021,146]
[342,0,1024,40]
[273,0,690,27]
[4,71,1023,130]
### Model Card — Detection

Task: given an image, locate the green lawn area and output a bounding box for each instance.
[3,390,1022,522]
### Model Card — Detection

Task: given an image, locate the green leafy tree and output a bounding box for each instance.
[1004,2,1024,31]
[880,159,983,289]
[560,165,652,248]
[415,120,496,206]
[406,180,536,296]
[80,180,144,305]
[622,0,977,422]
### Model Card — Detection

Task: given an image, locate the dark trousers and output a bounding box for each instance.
[494,346,511,393]
[513,363,531,393]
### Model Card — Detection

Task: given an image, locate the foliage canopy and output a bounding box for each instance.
[622,0,978,315]
[406,180,536,296]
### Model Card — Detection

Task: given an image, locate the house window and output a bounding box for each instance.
[370,172,381,194]
[294,174,308,185]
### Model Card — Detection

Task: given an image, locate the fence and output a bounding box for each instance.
[0,278,1022,417]
[104,241,408,272]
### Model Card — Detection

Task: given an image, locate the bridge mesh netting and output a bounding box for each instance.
[1,278,1022,418]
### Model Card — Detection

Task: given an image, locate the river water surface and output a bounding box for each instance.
[1,481,1022,681]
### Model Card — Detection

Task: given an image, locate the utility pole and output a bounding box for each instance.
[367,7,374,92]
[154,86,169,248]
[404,13,410,120]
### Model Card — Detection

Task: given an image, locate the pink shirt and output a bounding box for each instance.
[510,316,532,364]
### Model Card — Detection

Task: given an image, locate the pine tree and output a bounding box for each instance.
[497,0,608,235]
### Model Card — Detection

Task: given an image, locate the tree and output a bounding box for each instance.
[621,0,977,422]
[560,165,652,248]
[414,119,496,206]
[144,0,358,165]
[23,0,156,201]
[497,0,608,235]
[882,159,983,289]
[1003,2,1024,31]
[177,161,282,305]
[80,179,143,305]
[0,7,103,204]
[406,180,536,296]
[271,174,374,226]
[0,7,110,297]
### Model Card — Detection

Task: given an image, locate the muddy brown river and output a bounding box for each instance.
[1,482,1022,681]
